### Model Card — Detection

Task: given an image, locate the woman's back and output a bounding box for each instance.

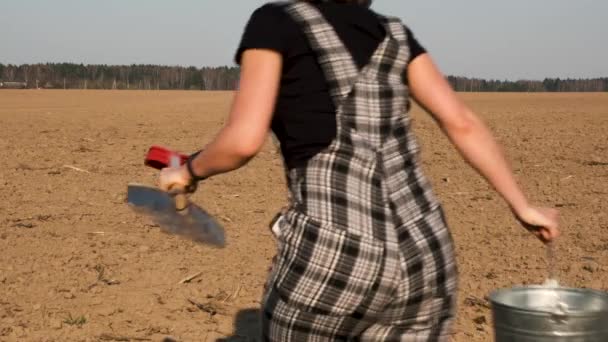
[254,3,458,339]
[235,1,426,170]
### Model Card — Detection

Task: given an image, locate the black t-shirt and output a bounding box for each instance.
[235,1,427,170]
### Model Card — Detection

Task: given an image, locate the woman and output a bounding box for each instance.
[159,0,559,340]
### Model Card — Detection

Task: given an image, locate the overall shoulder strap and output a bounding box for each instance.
[380,16,409,47]
[363,15,411,82]
[285,2,359,108]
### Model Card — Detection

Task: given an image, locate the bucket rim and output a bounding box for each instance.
[488,285,608,316]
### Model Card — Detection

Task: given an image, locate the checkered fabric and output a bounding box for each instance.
[262,2,459,341]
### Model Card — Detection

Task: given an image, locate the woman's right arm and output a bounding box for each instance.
[407,53,559,243]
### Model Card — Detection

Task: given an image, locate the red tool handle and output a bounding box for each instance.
[144,145,189,170]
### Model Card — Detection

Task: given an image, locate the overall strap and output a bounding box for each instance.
[381,16,409,47]
[362,16,411,84]
[285,2,359,109]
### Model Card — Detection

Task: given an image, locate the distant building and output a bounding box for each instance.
[0,81,28,89]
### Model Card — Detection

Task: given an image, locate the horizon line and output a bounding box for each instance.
[1,61,606,83]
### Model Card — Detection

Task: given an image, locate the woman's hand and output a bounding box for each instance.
[158,165,191,193]
[514,206,560,244]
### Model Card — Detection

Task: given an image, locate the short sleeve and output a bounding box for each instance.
[234,4,288,65]
[404,26,427,63]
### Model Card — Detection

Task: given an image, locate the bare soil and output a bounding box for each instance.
[1,90,607,341]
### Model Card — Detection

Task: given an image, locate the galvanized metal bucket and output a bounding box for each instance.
[489,286,608,341]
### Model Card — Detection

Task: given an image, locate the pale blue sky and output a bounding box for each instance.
[2,0,607,80]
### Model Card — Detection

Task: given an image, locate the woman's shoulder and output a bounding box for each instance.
[371,11,427,61]
[235,2,299,65]
[249,1,292,19]
[370,12,407,36]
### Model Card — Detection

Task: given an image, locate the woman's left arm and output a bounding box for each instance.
[158,49,282,191]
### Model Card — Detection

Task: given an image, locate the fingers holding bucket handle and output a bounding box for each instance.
[515,206,560,244]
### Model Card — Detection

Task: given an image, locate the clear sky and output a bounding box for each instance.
[2,0,607,80]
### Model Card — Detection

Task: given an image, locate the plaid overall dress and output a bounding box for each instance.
[262,2,459,341]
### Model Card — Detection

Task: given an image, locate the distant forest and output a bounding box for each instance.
[0,63,239,90]
[1,63,607,92]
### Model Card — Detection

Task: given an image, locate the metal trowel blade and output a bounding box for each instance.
[126,183,225,247]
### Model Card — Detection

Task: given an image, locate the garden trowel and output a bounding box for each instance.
[127,146,225,247]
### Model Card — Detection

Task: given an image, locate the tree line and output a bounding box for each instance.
[0,63,239,90]
[446,76,608,92]
[1,63,606,92]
